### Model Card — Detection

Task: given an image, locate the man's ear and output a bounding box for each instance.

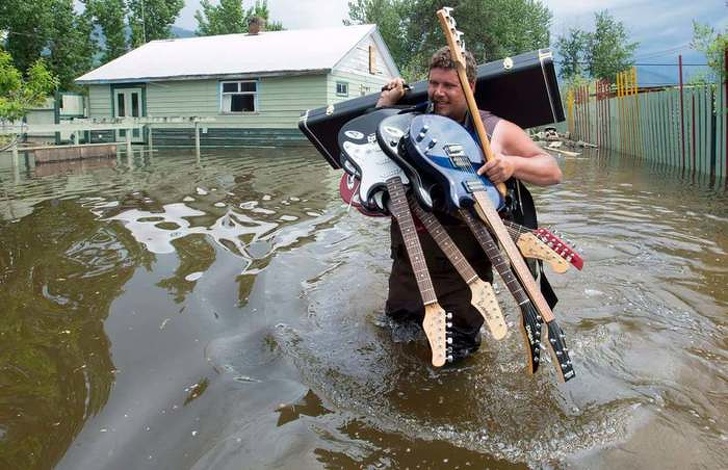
[469,81,476,92]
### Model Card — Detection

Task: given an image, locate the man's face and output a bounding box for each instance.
[427,67,470,122]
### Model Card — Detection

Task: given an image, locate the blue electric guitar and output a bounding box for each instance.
[403,113,575,381]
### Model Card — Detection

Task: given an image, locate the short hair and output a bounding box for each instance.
[428,46,477,83]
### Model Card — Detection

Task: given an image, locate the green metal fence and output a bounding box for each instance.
[568,75,727,181]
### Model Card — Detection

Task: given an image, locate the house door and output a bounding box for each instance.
[113,87,144,142]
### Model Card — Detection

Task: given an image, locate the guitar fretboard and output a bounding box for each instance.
[472,192,554,322]
[459,209,530,305]
[385,177,437,306]
[407,194,477,285]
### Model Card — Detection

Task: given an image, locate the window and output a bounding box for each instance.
[336,82,349,97]
[221,80,257,113]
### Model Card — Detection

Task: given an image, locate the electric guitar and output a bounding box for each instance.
[434,7,574,381]
[385,178,449,367]
[338,111,449,367]
[404,113,574,381]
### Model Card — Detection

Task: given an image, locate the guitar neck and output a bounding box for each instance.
[385,177,438,306]
[472,191,555,322]
[459,209,531,305]
[407,194,478,285]
[435,10,507,198]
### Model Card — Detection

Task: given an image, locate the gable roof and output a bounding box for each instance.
[75,24,398,85]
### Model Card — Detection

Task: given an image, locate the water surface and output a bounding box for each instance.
[0,146,725,469]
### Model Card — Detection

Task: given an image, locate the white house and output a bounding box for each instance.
[74,24,399,146]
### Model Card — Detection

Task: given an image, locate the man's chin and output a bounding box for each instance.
[433,103,450,116]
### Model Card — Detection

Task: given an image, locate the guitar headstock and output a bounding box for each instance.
[534,227,584,270]
[436,7,468,71]
[518,302,543,374]
[423,303,448,367]
[545,321,575,382]
[515,232,570,274]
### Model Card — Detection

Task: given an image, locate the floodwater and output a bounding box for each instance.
[0,145,725,470]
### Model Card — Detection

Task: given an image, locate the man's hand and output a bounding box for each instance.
[376,78,408,107]
[478,154,515,185]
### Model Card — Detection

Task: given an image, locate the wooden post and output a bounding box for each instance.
[679,55,686,170]
[125,128,132,156]
[724,47,727,178]
[11,140,20,183]
[195,121,200,158]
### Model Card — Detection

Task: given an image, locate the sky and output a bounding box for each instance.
[175,0,728,85]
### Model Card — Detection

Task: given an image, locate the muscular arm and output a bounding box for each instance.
[478,119,562,187]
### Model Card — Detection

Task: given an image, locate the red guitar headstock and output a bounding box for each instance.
[534,227,584,270]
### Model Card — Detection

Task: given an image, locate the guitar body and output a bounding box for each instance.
[338,172,386,217]
[338,109,406,213]
[402,114,504,213]
[377,112,435,211]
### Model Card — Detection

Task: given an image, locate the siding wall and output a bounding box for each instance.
[330,36,394,102]
[87,74,328,130]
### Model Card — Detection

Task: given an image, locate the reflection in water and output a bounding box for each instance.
[0,198,147,469]
[0,147,726,470]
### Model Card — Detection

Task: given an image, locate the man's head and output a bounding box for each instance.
[428,46,477,83]
[427,46,477,122]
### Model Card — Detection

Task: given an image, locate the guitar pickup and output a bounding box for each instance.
[444,144,472,170]
[463,180,485,193]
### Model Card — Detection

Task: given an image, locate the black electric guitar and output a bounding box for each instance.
[403,114,575,381]
[430,7,574,382]
[338,111,449,367]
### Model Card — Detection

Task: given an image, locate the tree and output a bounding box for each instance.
[690,21,727,83]
[0,47,59,121]
[46,0,96,90]
[195,0,284,36]
[83,0,129,63]
[0,0,94,91]
[346,0,551,81]
[555,27,588,82]
[586,10,638,82]
[555,10,638,83]
[0,0,57,75]
[127,0,185,47]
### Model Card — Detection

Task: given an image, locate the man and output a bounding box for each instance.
[376,46,562,363]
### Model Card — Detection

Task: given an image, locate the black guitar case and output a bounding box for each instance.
[299,49,564,169]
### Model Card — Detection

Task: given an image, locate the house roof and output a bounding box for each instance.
[75,24,396,85]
